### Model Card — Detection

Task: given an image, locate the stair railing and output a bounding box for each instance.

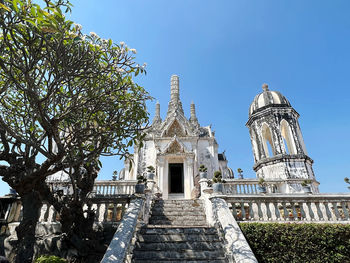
[101,179,156,263]
[199,178,258,263]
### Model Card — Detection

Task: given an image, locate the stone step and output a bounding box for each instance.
[132,200,227,262]
[151,206,205,212]
[151,207,204,212]
[153,199,203,204]
[137,234,221,243]
[140,227,217,235]
[149,215,206,221]
[132,250,225,260]
[133,259,227,263]
[152,201,203,205]
[148,220,208,226]
[150,211,205,217]
[152,200,204,207]
[135,241,224,251]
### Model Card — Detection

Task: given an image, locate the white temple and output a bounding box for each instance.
[119,75,233,199]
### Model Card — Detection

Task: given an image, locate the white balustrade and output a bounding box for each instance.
[93,180,137,196]
[223,194,350,223]
[9,197,131,223]
[223,179,260,195]
[223,179,281,195]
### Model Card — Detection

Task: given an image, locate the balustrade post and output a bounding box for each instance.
[265,202,272,220]
[315,202,324,221]
[112,203,117,222]
[323,202,333,221]
[231,202,238,220]
[248,202,254,220]
[290,202,298,220]
[299,202,306,220]
[257,201,263,220]
[240,202,246,220]
[199,178,209,196]
[95,203,102,221]
[306,202,315,220]
[273,202,281,220]
[341,202,350,220]
[103,202,109,222]
[331,202,341,220]
[282,202,288,221]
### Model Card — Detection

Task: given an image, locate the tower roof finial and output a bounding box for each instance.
[262,83,269,91]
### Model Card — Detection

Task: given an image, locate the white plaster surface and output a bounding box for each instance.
[121,76,231,199]
[100,198,143,263]
[211,197,258,263]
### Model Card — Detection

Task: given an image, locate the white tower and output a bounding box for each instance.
[247,84,318,193]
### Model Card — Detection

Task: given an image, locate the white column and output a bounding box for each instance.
[184,157,194,199]
[158,156,168,199]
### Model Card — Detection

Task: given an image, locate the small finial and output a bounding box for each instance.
[152,101,161,124]
[262,83,269,91]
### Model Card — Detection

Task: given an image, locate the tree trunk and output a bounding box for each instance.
[14,191,42,263]
[59,201,96,254]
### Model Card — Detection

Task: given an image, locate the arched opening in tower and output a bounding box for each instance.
[281,119,297,155]
[262,123,275,157]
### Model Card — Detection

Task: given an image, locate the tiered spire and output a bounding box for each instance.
[170,75,180,103]
[189,101,199,126]
[167,74,184,116]
[152,101,161,124]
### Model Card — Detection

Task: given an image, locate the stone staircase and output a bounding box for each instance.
[132,199,228,263]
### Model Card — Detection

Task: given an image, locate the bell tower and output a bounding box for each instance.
[247,84,318,193]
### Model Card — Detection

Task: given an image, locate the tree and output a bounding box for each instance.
[345,177,350,190]
[0,0,150,262]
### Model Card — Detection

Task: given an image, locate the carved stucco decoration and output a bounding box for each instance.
[165,119,186,137]
[167,140,183,154]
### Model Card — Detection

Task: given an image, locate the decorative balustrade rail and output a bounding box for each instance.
[93,180,137,196]
[223,178,320,195]
[222,194,350,222]
[40,196,132,223]
[223,179,260,195]
[3,195,132,224]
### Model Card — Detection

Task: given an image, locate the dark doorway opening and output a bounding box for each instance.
[169,163,184,193]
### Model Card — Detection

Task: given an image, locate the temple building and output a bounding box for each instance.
[120,75,318,199]
[120,75,233,199]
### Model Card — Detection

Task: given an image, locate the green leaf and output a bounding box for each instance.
[24,18,37,28]
[30,6,36,17]
[0,3,11,12]
[12,0,18,12]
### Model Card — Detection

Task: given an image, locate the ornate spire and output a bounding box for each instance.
[170,75,180,103]
[167,74,184,116]
[189,101,199,125]
[152,101,161,124]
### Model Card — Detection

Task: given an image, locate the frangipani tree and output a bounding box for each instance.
[0,0,150,261]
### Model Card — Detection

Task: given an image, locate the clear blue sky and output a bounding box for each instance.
[1,0,350,195]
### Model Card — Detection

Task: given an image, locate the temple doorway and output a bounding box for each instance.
[169,163,184,193]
